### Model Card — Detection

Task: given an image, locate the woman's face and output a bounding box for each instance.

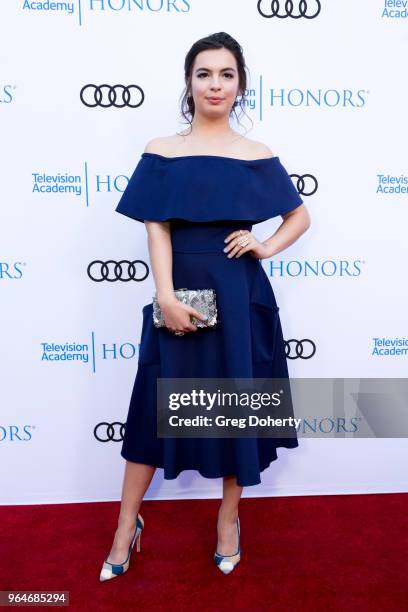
[189,47,241,117]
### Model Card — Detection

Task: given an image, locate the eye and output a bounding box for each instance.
[196,72,234,79]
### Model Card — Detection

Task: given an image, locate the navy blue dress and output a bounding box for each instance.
[115,152,303,487]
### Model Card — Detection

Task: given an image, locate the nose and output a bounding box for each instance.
[210,77,222,91]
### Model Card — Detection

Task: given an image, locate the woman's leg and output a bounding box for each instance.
[216,475,243,555]
[106,461,156,564]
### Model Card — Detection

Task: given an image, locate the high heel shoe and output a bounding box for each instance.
[99,513,144,582]
[214,517,240,574]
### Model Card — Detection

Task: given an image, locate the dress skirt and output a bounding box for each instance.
[120,219,299,487]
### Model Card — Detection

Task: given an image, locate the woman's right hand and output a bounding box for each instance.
[158,296,208,334]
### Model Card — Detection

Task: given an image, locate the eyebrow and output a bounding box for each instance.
[195,67,236,73]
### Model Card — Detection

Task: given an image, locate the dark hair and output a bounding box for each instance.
[179,32,252,133]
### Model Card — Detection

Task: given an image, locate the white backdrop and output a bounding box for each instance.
[1,1,407,504]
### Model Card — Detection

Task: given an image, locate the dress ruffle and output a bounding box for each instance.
[115,153,303,224]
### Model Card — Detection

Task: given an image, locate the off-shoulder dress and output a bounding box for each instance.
[115,152,303,487]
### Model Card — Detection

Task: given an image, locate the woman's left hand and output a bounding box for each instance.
[223,229,269,260]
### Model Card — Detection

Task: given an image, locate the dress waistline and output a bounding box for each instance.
[173,249,226,254]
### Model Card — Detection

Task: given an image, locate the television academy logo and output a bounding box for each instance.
[0,262,26,280]
[381,1,408,19]
[31,165,138,208]
[376,173,408,194]
[0,84,16,104]
[40,332,142,373]
[0,425,35,442]
[371,337,408,357]
[267,259,365,277]
[298,417,361,434]
[87,260,149,282]
[80,84,145,108]
[269,88,368,107]
[21,1,192,25]
[257,0,322,19]
[247,81,369,117]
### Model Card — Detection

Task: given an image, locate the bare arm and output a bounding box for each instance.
[261,204,311,258]
[142,137,214,333]
[145,220,174,302]
[240,142,311,259]
[145,220,207,333]
[143,138,176,301]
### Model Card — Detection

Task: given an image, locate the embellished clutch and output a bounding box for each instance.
[152,288,218,329]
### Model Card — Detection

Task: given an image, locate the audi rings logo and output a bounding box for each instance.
[257,0,321,19]
[94,422,125,442]
[87,260,149,282]
[80,84,145,108]
[285,339,316,359]
[290,173,318,196]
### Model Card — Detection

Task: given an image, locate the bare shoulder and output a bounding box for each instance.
[242,138,275,159]
[143,136,176,155]
[143,134,275,159]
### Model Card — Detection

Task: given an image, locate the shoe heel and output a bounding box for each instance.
[99,512,144,582]
[214,517,241,574]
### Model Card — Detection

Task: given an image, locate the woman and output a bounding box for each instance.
[100,31,310,580]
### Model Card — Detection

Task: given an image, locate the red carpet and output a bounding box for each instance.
[1,493,407,611]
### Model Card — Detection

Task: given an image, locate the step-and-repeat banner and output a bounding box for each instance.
[1,2,407,504]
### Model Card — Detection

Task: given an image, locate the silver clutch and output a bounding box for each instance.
[152,288,218,329]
